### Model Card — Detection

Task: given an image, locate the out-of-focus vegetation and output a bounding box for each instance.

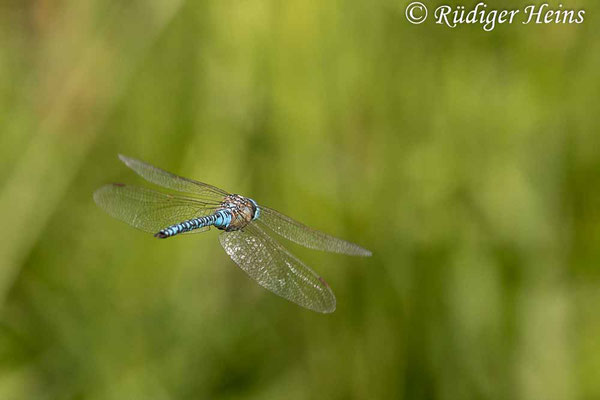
[1,0,600,399]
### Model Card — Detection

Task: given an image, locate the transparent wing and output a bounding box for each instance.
[219,224,336,313]
[257,206,371,257]
[94,184,219,235]
[118,154,228,202]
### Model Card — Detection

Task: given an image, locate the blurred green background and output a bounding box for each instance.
[1,0,599,399]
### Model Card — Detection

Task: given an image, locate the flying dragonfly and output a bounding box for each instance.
[93,155,371,313]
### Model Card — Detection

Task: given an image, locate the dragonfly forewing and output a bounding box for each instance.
[257,206,371,257]
[219,224,336,313]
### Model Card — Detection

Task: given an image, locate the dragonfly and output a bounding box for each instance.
[93,155,371,313]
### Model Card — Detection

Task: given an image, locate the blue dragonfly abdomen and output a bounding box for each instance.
[154,211,228,238]
[155,194,260,238]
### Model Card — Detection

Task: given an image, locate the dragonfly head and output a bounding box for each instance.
[249,198,260,220]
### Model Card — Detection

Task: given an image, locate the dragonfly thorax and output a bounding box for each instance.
[218,194,259,231]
